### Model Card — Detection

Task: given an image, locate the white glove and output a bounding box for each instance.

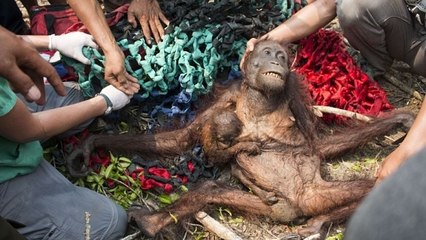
[49,32,98,65]
[99,85,132,111]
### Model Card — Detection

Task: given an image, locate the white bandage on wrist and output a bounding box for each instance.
[48,34,55,50]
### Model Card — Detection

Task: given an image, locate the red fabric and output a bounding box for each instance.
[30,5,79,35]
[30,4,129,35]
[148,167,171,180]
[187,161,195,172]
[88,150,111,168]
[293,29,393,123]
[129,163,195,193]
[138,170,174,194]
[64,4,129,34]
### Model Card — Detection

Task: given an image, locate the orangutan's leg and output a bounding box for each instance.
[128,180,272,237]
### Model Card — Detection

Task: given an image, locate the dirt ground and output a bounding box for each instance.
[16,1,425,239]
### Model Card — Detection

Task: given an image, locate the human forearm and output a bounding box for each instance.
[67,0,116,54]
[0,96,107,143]
[19,35,49,51]
[67,0,140,95]
[32,96,107,140]
[264,0,336,44]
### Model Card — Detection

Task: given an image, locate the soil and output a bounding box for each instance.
[16,1,425,240]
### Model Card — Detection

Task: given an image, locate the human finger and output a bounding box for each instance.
[246,38,258,52]
[149,19,162,44]
[127,11,138,28]
[124,71,140,94]
[5,65,42,102]
[72,52,91,65]
[16,41,66,97]
[40,67,66,97]
[24,67,48,105]
[85,35,99,49]
[22,55,66,97]
[115,72,135,95]
[159,13,170,27]
[139,16,152,45]
[240,38,258,70]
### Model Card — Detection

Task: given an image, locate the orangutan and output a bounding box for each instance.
[67,40,413,237]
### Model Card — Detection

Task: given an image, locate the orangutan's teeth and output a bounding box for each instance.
[263,72,282,79]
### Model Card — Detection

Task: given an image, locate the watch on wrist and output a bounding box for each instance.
[98,93,113,115]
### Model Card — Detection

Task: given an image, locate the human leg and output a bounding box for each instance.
[0,160,127,240]
[336,0,426,76]
[344,148,426,240]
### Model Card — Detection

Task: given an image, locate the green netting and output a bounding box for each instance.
[64,0,307,99]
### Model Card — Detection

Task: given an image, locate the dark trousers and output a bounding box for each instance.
[0,0,28,34]
[337,0,426,77]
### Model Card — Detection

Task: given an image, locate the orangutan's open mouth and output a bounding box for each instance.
[262,71,283,80]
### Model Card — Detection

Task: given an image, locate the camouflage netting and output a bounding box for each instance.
[63,0,306,99]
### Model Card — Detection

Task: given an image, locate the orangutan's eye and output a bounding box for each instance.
[278,53,286,61]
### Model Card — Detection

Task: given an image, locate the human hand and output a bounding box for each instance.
[127,0,170,45]
[375,146,410,185]
[0,26,65,105]
[103,45,140,95]
[50,32,98,64]
[240,37,265,72]
[100,85,132,111]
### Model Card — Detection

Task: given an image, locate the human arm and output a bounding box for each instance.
[0,26,65,105]
[67,0,140,95]
[0,85,131,143]
[261,0,336,44]
[20,32,98,64]
[376,99,426,184]
[127,0,170,45]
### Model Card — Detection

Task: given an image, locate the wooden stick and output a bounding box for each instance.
[195,211,243,240]
[384,73,423,101]
[304,233,321,240]
[120,231,141,240]
[419,75,426,88]
[312,105,373,122]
